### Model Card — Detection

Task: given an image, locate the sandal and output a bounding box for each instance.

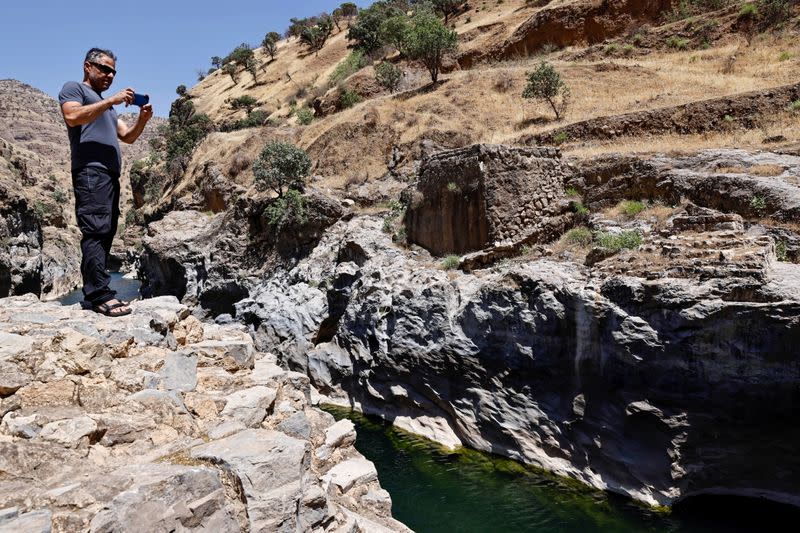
[93,300,132,317]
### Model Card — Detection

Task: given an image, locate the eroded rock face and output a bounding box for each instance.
[138,189,343,317]
[404,144,571,254]
[238,214,800,508]
[0,295,410,533]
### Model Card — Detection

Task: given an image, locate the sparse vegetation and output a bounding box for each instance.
[227,95,259,114]
[163,96,214,171]
[300,16,334,55]
[778,51,793,61]
[442,254,460,270]
[447,181,459,192]
[330,51,369,85]
[790,100,800,112]
[375,61,403,93]
[750,194,767,211]
[553,132,569,145]
[572,200,588,215]
[221,110,270,132]
[619,200,646,217]
[666,36,690,50]
[294,106,315,125]
[775,240,788,261]
[52,190,67,203]
[565,187,580,197]
[522,61,570,120]
[564,227,593,247]
[739,2,759,17]
[339,89,362,109]
[595,230,642,251]
[252,141,312,197]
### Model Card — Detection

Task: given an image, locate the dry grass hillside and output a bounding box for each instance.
[161,0,800,209]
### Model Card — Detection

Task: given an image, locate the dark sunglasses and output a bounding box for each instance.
[89,61,116,75]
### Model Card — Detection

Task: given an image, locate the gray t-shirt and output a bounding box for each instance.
[58,81,121,175]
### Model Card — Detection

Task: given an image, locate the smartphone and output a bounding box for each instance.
[132,93,149,107]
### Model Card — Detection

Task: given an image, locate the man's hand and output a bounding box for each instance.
[108,88,134,106]
[139,103,154,123]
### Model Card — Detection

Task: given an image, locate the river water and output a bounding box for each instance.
[57,272,142,307]
[325,407,799,533]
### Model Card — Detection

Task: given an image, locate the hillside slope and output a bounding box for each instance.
[154,0,800,216]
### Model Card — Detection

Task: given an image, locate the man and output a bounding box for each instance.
[59,47,153,317]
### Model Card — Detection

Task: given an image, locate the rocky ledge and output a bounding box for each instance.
[0,296,409,532]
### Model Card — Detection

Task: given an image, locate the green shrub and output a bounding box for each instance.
[619,200,646,217]
[779,51,793,61]
[750,195,767,211]
[222,109,270,131]
[572,200,588,215]
[564,227,592,247]
[252,141,312,197]
[264,189,307,228]
[446,181,459,192]
[565,187,580,197]
[339,89,362,109]
[604,43,619,55]
[32,200,53,220]
[375,61,403,93]
[622,44,635,56]
[553,131,569,145]
[739,2,758,17]
[442,255,460,270]
[295,107,315,125]
[666,36,690,50]
[228,95,259,113]
[329,50,368,85]
[523,61,571,120]
[775,240,788,261]
[52,189,67,203]
[790,100,800,111]
[595,230,642,251]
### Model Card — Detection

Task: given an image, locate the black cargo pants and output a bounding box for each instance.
[72,166,120,307]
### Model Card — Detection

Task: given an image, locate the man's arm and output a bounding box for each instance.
[61,87,135,127]
[117,104,154,144]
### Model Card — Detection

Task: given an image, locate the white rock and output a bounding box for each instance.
[221,386,276,427]
[322,458,378,493]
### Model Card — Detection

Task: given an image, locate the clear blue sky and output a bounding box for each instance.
[0,0,372,117]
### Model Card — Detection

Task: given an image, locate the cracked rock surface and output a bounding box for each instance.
[0,295,410,533]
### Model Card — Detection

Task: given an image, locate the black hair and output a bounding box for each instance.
[84,47,117,63]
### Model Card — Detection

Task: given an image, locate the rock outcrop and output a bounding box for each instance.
[236,213,800,508]
[0,295,409,533]
[138,190,343,317]
[132,145,800,510]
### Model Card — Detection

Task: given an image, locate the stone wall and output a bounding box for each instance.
[405,144,569,255]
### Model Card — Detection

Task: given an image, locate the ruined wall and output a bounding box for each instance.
[405,144,568,255]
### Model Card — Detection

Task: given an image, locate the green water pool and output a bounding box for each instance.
[325,406,799,533]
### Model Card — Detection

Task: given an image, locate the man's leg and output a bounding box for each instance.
[72,167,118,307]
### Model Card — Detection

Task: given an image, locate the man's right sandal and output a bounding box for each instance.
[93,301,132,317]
